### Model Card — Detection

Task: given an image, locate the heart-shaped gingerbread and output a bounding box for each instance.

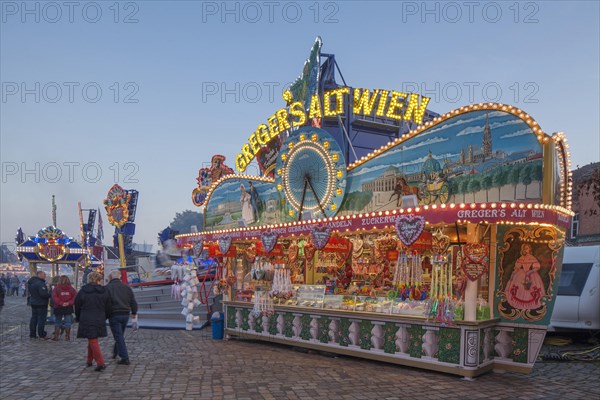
[463,242,488,264]
[462,260,489,281]
[462,243,489,281]
[432,233,451,255]
[217,236,232,255]
[311,225,331,250]
[394,215,425,247]
[245,244,257,262]
[261,231,279,254]
[192,238,204,257]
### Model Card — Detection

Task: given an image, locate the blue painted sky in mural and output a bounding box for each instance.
[347,111,540,193]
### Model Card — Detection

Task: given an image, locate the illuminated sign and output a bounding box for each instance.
[104,184,131,228]
[235,87,430,172]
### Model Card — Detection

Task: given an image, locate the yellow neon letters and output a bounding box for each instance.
[235,87,430,172]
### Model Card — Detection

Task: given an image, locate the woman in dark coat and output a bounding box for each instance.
[74,271,112,371]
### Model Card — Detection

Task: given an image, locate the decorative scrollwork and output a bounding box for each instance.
[496,225,560,322]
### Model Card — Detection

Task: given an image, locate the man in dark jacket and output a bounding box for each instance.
[106,270,138,365]
[82,266,92,285]
[28,271,51,339]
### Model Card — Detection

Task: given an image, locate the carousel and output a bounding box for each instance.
[177,38,572,377]
[16,226,88,285]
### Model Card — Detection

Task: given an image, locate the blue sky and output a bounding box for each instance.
[1,1,599,248]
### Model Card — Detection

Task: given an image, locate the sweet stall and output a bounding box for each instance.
[177,39,572,377]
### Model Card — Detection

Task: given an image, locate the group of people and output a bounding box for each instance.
[27,270,138,372]
[1,273,26,297]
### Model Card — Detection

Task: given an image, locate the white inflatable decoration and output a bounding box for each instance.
[179,259,202,330]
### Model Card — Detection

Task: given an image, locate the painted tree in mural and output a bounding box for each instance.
[493,167,508,200]
[482,175,493,202]
[533,162,543,195]
[340,191,372,212]
[520,164,533,199]
[510,164,522,199]
[460,178,470,203]
[469,178,481,203]
[449,179,459,203]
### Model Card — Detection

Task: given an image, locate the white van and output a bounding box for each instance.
[549,245,600,331]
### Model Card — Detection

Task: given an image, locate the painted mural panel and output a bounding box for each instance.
[494,225,564,324]
[204,178,282,230]
[340,110,544,214]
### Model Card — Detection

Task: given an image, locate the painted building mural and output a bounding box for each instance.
[204,109,556,230]
[341,110,544,214]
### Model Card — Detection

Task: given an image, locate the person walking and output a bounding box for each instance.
[27,271,51,339]
[106,270,138,365]
[10,274,20,296]
[5,273,12,296]
[74,272,112,372]
[48,276,59,324]
[51,275,78,341]
[82,265,92,285]
[0,278,5,313]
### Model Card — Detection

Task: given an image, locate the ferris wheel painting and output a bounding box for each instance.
[275,127,347,221]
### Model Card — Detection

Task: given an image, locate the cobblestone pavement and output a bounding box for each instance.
[1,295,599,400]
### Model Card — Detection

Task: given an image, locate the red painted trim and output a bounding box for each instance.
[178,206,570,246]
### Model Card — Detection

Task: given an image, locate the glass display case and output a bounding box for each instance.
[391,298,428,316]
[293,284,326,308]
[323,294,343,310]
[271,284,430,316]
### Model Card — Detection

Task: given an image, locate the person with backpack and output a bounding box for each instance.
[51,275,78,341]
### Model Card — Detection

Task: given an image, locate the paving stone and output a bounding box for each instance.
[1,295,599,399]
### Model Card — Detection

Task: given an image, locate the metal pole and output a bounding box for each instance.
[52,195,57,227]
[117,233,128,284]
[337,115,358,162]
